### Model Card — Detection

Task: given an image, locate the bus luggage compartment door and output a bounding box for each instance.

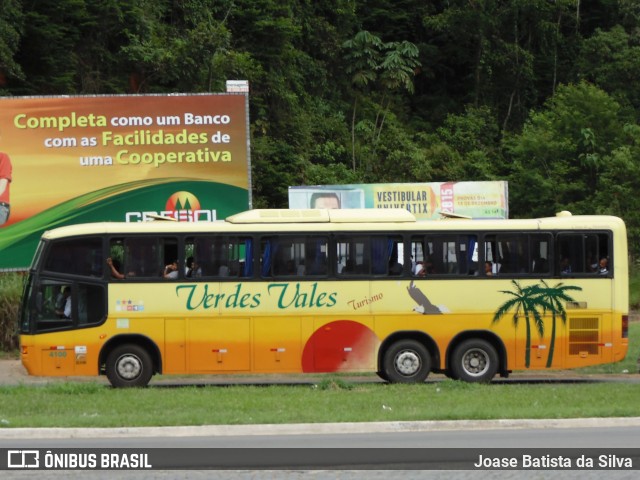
[41,346,76,375]
[252,316,302,372]
[187,317,251,372]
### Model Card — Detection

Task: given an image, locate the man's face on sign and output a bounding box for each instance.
[313,195,340,209]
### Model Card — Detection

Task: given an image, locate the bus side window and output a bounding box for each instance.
[33,281,73,331]
[123,237,159,278]
[557,232,610,275]
[262,236,328,278]
[531,234,551,275]
[336,236,369,277]
[187,236,253,279]
[160,237,179,279]
[28,281,105,332]
[76,283,106,326]
[44,238,103,277]
[387,236,403,276]
[410,237,426,276]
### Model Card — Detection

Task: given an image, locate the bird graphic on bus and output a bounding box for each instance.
[407,280,447,314]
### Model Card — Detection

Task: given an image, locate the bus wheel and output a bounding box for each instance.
[106,344,153,388]
[382,340,431,383]
[450,339,498,383]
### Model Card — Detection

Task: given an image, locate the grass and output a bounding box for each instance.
[1,381,640,428]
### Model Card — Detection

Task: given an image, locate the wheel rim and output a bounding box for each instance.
[461,348,489,377]
[116,353,143,381]
[394,349,421,376]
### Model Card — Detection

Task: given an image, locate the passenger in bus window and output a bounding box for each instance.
[55,287,71,319]
[414,261,425,276]
[560,257,572,274]
[53,287,66,312]
[342,259,356,274]
[297,261,306,276]
[281,260,296,275]
[414,259,434,276]
[485,261,493,276]
[424,259,435,274]
[186,257,202,278]
[389,260,402,276]
[598,257,609,275]
[163,260,179,279]
[106,257,125,279]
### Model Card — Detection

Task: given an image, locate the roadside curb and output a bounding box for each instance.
[3,417,640,439]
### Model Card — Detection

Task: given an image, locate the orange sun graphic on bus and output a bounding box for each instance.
[166,191,201,212]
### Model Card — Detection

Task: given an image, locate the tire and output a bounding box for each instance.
[382,339,431,383]
[106,344,153,388]
[450,339,498,383]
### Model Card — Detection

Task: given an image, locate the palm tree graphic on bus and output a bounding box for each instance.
[493,280,582,368]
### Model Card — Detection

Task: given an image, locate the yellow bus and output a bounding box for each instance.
[19,209,629,387]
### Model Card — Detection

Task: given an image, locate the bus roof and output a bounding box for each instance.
[39,209,626,240]
[225,208,416,223]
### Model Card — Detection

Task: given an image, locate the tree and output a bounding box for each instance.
[504,81,631,218]
[576,25,640,111]
[0,0,24,88]
[14,1,89,94]
[412,106,501,182]
[374,40,420,142]
[343,31,420,173]
[343,30,384,171]
[120,0,235,93]
[4,0,640,219]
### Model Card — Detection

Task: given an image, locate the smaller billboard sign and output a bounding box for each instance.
[289,181,508,219]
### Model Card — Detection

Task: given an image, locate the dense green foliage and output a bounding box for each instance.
[2,1,640,251]
[0,273,22,351]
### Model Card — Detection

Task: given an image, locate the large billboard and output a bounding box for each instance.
[289,181,508,219]
[0,93,250,270]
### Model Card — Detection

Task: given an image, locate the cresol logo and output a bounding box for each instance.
[124,191,217,222]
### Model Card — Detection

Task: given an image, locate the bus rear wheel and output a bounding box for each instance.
[450,339,498,383]
[382,339,431,383]
[106,344,153,388]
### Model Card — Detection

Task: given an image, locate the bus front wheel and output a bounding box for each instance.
[382,340,431,383]
[106,344,153,388]
[450,339,498,383]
